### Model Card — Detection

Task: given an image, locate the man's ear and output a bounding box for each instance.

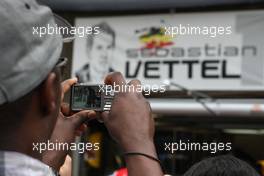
[39,72,61,116]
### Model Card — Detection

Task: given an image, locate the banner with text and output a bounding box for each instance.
[72,10,264,91]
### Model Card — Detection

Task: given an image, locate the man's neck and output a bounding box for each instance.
[0,133,41,161]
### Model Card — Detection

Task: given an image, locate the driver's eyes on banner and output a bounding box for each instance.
[72,11,264,91]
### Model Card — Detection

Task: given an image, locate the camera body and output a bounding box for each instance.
[70,83,113,111]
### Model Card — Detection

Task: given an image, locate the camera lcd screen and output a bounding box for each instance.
[71,85,102,110]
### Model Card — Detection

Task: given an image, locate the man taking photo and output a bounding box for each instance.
[0,0,163,176]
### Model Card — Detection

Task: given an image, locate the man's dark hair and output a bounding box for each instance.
[184,155,260,176]
[86,22,115,50]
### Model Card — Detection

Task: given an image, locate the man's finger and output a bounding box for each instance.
[128,79,141,87]
[61,103,71,116]
[104,72,126,86]
[59,155,72,176]
[71,110,96,127]
[61,77,78,95]
[127,79,143,97]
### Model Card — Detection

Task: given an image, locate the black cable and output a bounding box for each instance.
[123,152,165,173]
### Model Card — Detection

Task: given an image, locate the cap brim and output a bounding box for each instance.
[53,13,75,43]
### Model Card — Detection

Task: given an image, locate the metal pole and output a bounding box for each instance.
[148,98,264,117]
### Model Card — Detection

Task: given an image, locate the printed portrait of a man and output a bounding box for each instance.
[76,22,115,83]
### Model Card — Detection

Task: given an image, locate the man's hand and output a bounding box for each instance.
[42,78,96,171]
[101,72,163,176]
[101,72,154,154]
[59,155,72,176]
